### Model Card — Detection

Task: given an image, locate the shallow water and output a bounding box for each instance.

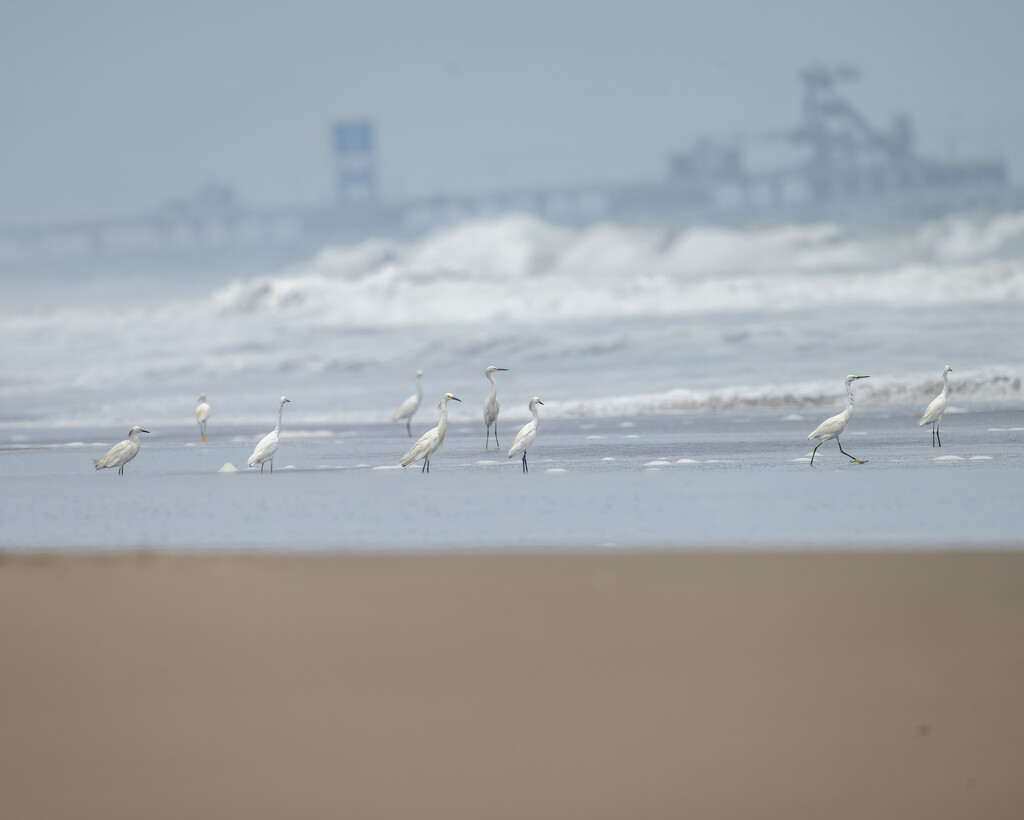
[3,408,1022,550]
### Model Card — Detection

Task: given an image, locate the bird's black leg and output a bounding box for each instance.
[406,420,412,438]
[809,441,822,465]
[260,462,265,473]
[936,424,941,447]
[836,437,863,463]
[495,422,500,450]
[522,452,528,473]
[486,426,491,450]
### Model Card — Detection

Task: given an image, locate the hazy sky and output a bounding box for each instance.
[2,0,1022,224]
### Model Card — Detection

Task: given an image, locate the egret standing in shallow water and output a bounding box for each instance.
[94,426,149,475]
[807,375,870,465]
[919,365,953,447]
[483,365,508,450]
[392,371,423,437]
[196,393,210,442]
[508,397,543,472]
[247,396,290,473]
[400,393,461,472]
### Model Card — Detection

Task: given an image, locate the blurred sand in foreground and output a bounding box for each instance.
[2,551,1023,819]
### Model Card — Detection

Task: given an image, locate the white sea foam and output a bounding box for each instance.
[3,210,1024,430]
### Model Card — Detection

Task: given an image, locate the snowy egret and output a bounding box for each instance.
[483,365,509,450]
[919,365,952,447]
[392,370,423,437]
[400,393,461,473]
[807,375,869,465]
[247,396,290,473]
[94,426,149,475]
[196,393,210,442]
[508,397,543,472]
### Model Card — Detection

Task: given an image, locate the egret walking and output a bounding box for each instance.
[919,365,952,447]
[508,397,543,473]
[483,365,509,450]
[392,371,423,437]
[807,376,869,465]
[196,393,210,442]
[94,426,149,475]
[400,393,461,473]
[247,396,290,473]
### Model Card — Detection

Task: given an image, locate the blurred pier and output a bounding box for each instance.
[1,66,1017,268]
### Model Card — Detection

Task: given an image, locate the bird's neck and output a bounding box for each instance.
[844,384,856,414]
[275,406,284,431]
[941,371,950,395]
[487,375,498,396]
[531,404,540,425]
[438,401,449,442]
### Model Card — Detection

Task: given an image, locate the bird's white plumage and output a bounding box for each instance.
[919,365,952,426]
[400,393,460,471]
[483,365,508,449]
[196,393,210,441]
[508,397,543,468]
[248,396,290,472]
[94,426,149,473]
[919,365,952,446]
[392,371,423,433]
[806,375,869,464]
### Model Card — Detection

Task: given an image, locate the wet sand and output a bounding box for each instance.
[2,551,1024,819]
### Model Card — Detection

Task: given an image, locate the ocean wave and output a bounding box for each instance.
[201,211,1024,325]
[544,367,1024,418]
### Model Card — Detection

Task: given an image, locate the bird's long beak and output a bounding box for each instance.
[141,429,150,434]
[497,368,509,371]
[452,396,462,402]
[855,375,870,380]
[538,400,544,405]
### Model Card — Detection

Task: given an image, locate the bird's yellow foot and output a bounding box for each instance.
[203,434,208,442]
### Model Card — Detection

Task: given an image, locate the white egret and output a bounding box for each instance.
[400,393,461,473]
[483,365,509,450]
[508,397,543,473]
[247,396,290,473]
[807,375,869,465]
[919,365,952,447]
[392,370,423,437]
[196,393,210,442]
[94,426,149,475]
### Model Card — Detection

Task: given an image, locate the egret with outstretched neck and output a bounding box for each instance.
[94,426,149,475]
[196,393,210,442]
[248,396,290,473]
[392,371,423,437]
[483,365,508,450]
[919,365,952,447]
[508,397,543,472]
[400,393,461,473]
[807,376,869,465]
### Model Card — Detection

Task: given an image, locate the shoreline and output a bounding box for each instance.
[3,550,1024,818]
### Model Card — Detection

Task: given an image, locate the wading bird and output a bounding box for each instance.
[247,396,290,473]
[392,371,423,437]
[94,426,149,475]
[508,397,543,472]
[483,365,509,449]
[919,365,952,447]
[807,375,869,465]
[400,393,461,473]
[196,393,210,442]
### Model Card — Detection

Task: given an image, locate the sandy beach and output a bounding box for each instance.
[2,550,1023,819]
